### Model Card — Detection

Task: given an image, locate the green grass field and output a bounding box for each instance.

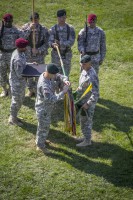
[0,0,133,199]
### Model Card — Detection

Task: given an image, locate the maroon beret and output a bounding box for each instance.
[3,13,13,21]
[15,38,29,48]
[88,14,97,23]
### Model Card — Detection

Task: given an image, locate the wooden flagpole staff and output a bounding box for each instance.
[55,45,76,135]
[55,45,66,76]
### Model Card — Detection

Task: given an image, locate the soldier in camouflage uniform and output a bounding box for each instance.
[21,12,49,97]
[49,9,75,77]
[35,63,70,153]
[78,14,106,74]
[0,14,23,97]
[8,38,29,126]
[74,55,99,147]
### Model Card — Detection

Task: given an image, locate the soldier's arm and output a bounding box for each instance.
[86,75,99,106]
[13,60,26,79]
[48,27,56,48]
[56,73,69,83]
[77,28,86,54]
[100,30,106,62]
[42,87,64,103]
[37,27,50,54]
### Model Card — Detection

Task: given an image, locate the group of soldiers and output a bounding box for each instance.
[0,9,106,153]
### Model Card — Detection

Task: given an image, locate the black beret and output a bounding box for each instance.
[57,9,66,17]
[47,63,59,74]
[30,12,39,20]
[80,55,91,63]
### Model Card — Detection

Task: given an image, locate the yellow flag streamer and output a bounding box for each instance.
[80,83,92,99]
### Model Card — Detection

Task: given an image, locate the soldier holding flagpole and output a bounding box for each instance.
[21,0,49,97]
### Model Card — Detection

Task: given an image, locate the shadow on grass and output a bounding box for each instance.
[23,98,64,127]
[47,129,133,189]
[22,120,36,135]
[50,97,133,147]
[94,98,133,146]
[23,96,35,110]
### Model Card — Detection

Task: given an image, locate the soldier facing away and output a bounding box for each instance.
[49,9,76,77]
[35,63,70,154]
[78,14,106,74]
[21,12,49,97]
[74,55,99,147]
[0,14,23,97]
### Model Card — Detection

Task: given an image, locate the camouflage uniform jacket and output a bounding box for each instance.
[35,73,68,111]
[49,23,75,53]
[9,49,26,87]
[0,26,23,51]
[76,66,99,106]
[78,26,106,62]
[21,23,49,57]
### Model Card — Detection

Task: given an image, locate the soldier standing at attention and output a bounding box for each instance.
[35,63,70,154]
[0,14,23,97]
[78,14,106,74]
[8,38,29,126]
[49,9,75,77]
[21,12,49,97]
[74,55,99,147]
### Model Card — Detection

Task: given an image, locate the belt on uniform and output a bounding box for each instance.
[85,51,99,55]
[0,48,16,53]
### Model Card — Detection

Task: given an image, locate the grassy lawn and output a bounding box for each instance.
[0,0,133,199]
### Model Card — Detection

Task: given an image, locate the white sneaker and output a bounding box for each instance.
[76,139,91,147]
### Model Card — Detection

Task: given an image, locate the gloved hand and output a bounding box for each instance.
[63,85,69,93]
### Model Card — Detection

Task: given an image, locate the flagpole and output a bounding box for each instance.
[55,45,76,135]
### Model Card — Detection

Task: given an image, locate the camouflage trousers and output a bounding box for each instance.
[27,77,39,90]
[10,83,26,118]
[0,52,12,88]
[36,104,54,148]
[80,104,96,140]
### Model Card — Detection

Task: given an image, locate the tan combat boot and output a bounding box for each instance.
[36,146,51,154]
[76,139,91,147]
[8,116,23,126]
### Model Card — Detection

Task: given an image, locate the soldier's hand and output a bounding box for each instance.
[64,81,71,86]
[32,62,38,65]
[52,42,59,49]
[63,85,69,93]
[32,48,38,55]
[30,23,36,30]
